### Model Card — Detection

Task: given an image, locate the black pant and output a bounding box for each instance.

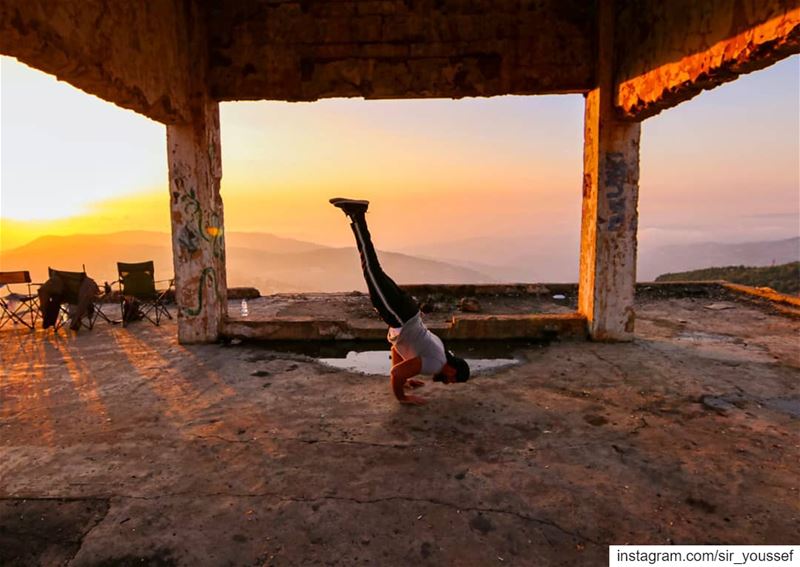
[350,214,419,328]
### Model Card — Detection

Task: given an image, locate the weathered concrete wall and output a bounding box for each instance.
[579,0,641,341]
[205,0,596,101]
[0,0,192,123]
[222,313,587,341]
[615,0,800,119]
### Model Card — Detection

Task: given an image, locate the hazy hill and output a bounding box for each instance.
[656,262,800,295]
[0,232,175,283]
[639,237,800,281]
[3,230,796,292]
[225,231,328,254]
[397,235,800,283]
[395,233,581,282]
[0,231,494,293]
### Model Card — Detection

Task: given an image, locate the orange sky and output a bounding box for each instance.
[1,54,798,254]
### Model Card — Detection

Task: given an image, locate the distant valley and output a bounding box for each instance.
[1,231,797,293]
[0,231,495,293]
[396,235,800,282]
[639,237,800,281]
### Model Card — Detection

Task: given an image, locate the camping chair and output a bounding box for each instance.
[0,271,39,330]
[117,261,173,327]
[46,268,113,331]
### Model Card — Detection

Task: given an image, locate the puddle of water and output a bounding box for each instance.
[762,397,800,418]
[319,351,392,375]
[241,340,536,376]
[698,394,800,418]
[677,331,737,343]
[699,394,739,413]
[318,350,519,376]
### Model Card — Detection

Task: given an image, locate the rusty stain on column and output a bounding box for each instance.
[578,0,641,341]
[166,100,228,344]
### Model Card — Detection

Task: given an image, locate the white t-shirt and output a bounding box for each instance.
[387,312,447,375]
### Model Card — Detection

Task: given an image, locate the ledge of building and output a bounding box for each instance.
[220,283,588,341]
[218,281,799,342]
[221,312,587,341]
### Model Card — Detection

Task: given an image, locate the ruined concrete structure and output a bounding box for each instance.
[2,0,798,343]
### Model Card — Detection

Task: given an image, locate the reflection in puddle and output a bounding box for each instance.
[319,350,519,376]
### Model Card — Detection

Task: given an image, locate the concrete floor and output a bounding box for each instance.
[1,295,798,566]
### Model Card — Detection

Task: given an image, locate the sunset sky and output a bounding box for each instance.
[1,54,798,255]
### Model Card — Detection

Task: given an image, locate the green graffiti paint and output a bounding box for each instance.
[183,267,217,317]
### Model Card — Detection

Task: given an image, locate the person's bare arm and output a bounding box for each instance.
[391,346,403,365]
[392,347,423,389]
[390,356,425,404]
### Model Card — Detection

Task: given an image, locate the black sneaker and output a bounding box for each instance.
[329,197,369,216]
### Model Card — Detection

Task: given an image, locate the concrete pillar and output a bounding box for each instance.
[166,101,227,343]
[578,0,641,341]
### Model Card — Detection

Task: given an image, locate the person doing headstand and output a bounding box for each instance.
[330,198,470,405]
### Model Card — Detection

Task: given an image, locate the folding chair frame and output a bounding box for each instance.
[92,282,120,326]
[52,296,117,331]
[117,261,173,327]
[0,271,39,330]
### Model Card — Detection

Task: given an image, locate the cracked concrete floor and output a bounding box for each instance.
[1,297,798,566]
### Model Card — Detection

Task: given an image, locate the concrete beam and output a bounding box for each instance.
[0,0,192,123]
[615,0,800,119]
[579,0,641,341]
[206,0,595,101]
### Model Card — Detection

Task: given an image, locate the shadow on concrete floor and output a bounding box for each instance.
[1,295,798,565]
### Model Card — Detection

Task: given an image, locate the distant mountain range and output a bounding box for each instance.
[639,237,800,280]
[1,231,797,292]
[396,235,800,282]
[657,262,800,295]
[394,233,581,283]
[0,230,495,293]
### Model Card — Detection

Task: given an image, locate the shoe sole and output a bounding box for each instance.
[329,197,369,207]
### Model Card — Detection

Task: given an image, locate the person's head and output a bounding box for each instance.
[433,350,470,384]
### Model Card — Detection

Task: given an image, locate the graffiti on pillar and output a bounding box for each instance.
[179,188,224,256]
[182,266,217,317]
[175,186,225,318]
[206,210,225,261]
[179,225,200,254]
[180,188,205,249]
[604,152,628,232]
[629,212,639,233]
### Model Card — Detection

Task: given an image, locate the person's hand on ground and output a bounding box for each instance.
[391,357,423,402]
[404,379,425,389]
[399,394,427,405]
